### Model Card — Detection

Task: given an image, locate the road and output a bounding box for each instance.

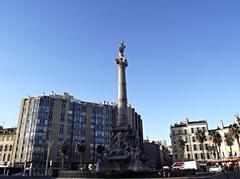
[1,171,240,178]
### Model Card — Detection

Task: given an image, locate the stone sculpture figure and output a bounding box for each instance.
[119,41,126,57]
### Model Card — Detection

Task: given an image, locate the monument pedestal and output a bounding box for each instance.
[97,126,147,173]
[97,158,146,174]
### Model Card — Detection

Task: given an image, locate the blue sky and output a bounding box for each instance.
[1,0,240,144]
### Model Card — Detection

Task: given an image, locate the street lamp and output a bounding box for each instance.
[45,139,54,176]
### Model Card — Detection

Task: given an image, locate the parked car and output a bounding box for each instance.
[209,165,223,172]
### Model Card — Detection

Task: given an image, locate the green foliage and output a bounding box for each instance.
[195,129,207,160]
[225,133,234,147]
[209,130,222,147]
[229,124,240,141]
[235,114,240,125]
[59,140,68,168]
[76,140,86,165]
[96,145,105,154]
[176,138,187,161]
[76,140,86,154]
[195,129,206,144]
[177,138,187,152]
[60,140,68,156]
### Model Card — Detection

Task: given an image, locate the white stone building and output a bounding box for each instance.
[170,119,212,162]
[209,121,240,159]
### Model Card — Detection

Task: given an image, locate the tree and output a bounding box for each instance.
[195,129,206,161]
[176,138,187,162]
[76,140,86,166]
[235,114,240,126]
[208,130,222,159]
[229,124,240,151]
[215,132,223,159]
[208,130,218,158]
[59,141,68,169]
[225,133,234,157]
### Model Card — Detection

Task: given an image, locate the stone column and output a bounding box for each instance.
[116,56,128,128]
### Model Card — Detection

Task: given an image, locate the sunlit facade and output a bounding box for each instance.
[12,92,143,172]
[170,119,212,162]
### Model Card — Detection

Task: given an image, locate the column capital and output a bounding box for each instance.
[116,57,128,67]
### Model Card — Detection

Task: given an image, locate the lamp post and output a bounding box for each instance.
[29,162,32,176]
[45,139,54,176]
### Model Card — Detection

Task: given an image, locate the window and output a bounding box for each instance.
[175,154,178,160]
[60,113,65,122]
[9,145,12,151]
[0,145,2,151]
[191,128,194,133]
[184,129,187,134]
[194,153,198,160]
[59,124,64,134]
[202,127,206,132]
[207,153,210,159]
[192,137,196,142]
[2,154,6,161]
[199,144,203,150]
[205,144,208,150]
[201,153,204,159]
[4,145,7,151]
[186,145,189,152]
[193,144,197,151]
[187,153,191,159]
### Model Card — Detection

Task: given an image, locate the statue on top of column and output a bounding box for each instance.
[119,41,126,58]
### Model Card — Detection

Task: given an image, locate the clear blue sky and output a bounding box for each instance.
[1,0,240,144]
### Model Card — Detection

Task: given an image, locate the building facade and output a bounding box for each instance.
[143,140,161,170]
[12,92,143,172]
[156,140,173,167]
[170,119,212,162]
[209,121,240,159]
[0,126,16,167]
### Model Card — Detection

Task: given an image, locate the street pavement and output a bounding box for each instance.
[1,171,240,179]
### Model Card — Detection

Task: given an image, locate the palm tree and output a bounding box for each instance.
[229,124,240,151]
[208,130,218,158]
[195,129,206,161]
[59,141,68,169]
[235,114,240,126]
[208,130,222,159]
[215,132,223,159]
[225,133,234,157]
[76,140,86,166]
[176,138,187,161]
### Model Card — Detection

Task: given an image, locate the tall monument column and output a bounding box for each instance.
[96,41,146,174]
[116,41,128,128]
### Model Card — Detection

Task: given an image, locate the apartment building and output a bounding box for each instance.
[170,119,212,162]
[0,126,16,167]
[12,92,143,172]
[209,121,240,159]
